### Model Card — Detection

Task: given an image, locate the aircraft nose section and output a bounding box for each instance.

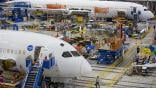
[148,11,154,19]
[80,59,92,75]
[150,12,154,18]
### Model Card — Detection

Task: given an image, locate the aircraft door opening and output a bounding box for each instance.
[117,11,126,18]
[133,7,137,13]
[34,46,42,62]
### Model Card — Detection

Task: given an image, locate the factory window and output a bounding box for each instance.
[71,51,80,57]
[62,51,72,58]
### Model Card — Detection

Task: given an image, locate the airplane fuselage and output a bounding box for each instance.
[8,0,154,21]
[0,30,92,79]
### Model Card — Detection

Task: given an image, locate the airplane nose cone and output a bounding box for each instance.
[150,12,154,18]
[148,11,154,19]
[80,59,92,75]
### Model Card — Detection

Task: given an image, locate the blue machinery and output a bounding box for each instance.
[11,2,31,22]
[97,46,123,64]
[85,42,95,54]
[23,57,55,88]
[149,45,156,55]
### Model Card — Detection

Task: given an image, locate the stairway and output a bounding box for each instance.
[23,56,55,88]
[24,66,43,88]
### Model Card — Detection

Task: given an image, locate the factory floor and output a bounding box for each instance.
[62,24,156,88]
[1,20,156,88]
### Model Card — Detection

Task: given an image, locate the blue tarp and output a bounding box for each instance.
[149,45,156,54]
[149,45,156,51]
[97,46,123,64]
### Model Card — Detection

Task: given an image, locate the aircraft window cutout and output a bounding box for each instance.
[144,9,149,11]
[69,8,79,10]
[5,49,6,54]
[15,2,26,6]
[23,50,26,55]
[4,49,6,54]
[71,51,80,57]
[62,51,72,58]
[138,11,141,15]
[2,49,3,53]
[19,50,22,54]
[7,49,10,54]
[2,48,5,54]
[14,50,17,54]
[11,49,13,54]
[131,11,133,15]
[1,48,3,53]
[0,48,2,53]
[133,7,136,13]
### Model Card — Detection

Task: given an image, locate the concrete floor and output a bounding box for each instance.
[1,20,156,88]
[62,23,156,88]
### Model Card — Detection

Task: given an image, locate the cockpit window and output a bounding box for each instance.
[144,9,149,11]
[71,51,80,57]
[138,11,141,15]
[62,51,72,58]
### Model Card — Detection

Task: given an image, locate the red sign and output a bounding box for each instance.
[94,7,109,14]
[47,4,66,9]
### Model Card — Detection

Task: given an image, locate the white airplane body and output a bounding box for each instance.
[134,63,156,68]
[0,30,92,78]
[6,0,154,21]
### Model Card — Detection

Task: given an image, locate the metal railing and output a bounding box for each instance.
[22,61,32,88]
[33,66,43,88]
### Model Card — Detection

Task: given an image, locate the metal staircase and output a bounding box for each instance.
[23,57,55,88]
[24,66,43,88]
[22,46,55,88]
